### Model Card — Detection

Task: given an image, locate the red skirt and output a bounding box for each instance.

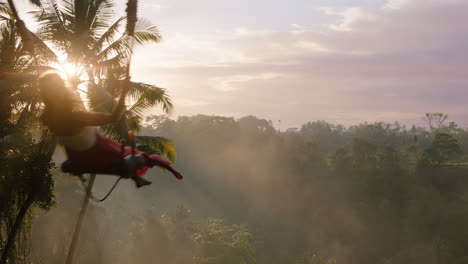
[64,133,183,180]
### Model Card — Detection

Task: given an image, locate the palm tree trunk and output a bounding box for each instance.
[6,0,19,19]
[65,174,96,264]
[0,192,34,264]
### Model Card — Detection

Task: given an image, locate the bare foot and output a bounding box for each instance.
[132,175,152,188]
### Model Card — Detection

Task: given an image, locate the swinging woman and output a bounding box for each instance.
[39,72,183,187]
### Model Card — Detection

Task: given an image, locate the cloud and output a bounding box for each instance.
[384,0,409,9]
[133,0,468,127]
[319,7,370,32]
[211,73,282,92]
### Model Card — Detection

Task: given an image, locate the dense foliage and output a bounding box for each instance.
[30,114,468,264]
[0,0,175,262]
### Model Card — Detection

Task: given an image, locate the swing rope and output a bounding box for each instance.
[92,177,123,202]
[78,131,136,203]
[80,175,123,202]
[79,0,139,203]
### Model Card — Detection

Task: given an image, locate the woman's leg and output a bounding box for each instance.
[143,154,183,180]
[123,154,152,188]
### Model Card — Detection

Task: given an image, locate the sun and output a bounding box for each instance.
[48,55,89,101]
[61,62,81,78]
[53,61,83,80]
[49,54,84,80]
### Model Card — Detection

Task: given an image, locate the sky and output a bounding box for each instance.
[18,0,468,129]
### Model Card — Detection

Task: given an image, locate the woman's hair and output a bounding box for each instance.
[39,72,85,132]
[39,71,84,111]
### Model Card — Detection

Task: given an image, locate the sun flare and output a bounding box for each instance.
[49,54,84,81]
[47,55,89,102]
[61,62,81,77]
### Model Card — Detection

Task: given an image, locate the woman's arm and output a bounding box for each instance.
[0,72,36,81]
[73,79,131,126]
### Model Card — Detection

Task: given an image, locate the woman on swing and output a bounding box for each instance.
[39,72,183,188]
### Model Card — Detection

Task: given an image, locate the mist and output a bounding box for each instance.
[29,114,468,264]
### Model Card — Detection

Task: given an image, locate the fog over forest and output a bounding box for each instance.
[31,114,468,264]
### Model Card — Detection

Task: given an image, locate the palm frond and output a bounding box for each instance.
[92,55,122,78]
[0,19,20,67]
[0,2,10,15]
[88,0,114,33]
[135,135,177,162]
[127,95,152,118]
[87,84,115,112]
[25,26,59,62]
[31,0,72,42]
[12,4,60,62]
[129,82,173,114]
[28,0,42,7]
[102,110,140,141]
[0,105,41,149]
[95,35,131,63]
[132,18,162,45]
[0,14,10,21]
[0,134,15,148]
[93,16,124,52]
[36,129,57,159]
[14,106,35,130]
[33,0,73,53]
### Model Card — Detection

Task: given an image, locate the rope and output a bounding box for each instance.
[80,175,124,203]
[87,0,138,128]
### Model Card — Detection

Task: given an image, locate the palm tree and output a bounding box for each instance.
[1,0,178,262]
[33,0,174,147]
[0,8,56,263]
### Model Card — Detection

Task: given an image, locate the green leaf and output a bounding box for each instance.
[135,135,177,163]
[131,18,162,45]
[129,82,173,114]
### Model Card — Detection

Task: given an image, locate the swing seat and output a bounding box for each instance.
[61,159,126,177]
[61,154,145,178]
[62,132,184,181]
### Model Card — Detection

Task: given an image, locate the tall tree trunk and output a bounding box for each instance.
[0,193,34,264]
[6,0,19,19]
[65,174,96,264]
